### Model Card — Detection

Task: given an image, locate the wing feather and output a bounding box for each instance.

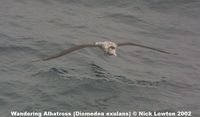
[33,44,96,62]
[117,42,171,54]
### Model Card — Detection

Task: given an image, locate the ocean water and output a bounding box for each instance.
[0,0,200,116]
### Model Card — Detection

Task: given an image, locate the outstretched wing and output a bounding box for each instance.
[117,42,171,54]
[33,44,97,62]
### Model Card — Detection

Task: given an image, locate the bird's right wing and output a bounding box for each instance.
[32,44,97,62]
[117,42,173,54]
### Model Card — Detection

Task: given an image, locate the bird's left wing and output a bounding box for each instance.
[117,42,173,54]
[32,44,97,62]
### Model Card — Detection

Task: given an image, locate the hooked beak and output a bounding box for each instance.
[113,52,117,56]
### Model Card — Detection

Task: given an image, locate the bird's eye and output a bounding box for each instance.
[110,46,115,49]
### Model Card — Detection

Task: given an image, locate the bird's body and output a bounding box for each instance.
[33,41,173,62]
[95,41,117,56]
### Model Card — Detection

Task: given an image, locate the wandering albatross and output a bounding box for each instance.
[33,41,173,62]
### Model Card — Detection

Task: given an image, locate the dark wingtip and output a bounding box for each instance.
[162,51,178,55]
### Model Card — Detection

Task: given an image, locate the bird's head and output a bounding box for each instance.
[107,45,117,56]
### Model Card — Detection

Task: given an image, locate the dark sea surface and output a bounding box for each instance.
[0,0,200,117]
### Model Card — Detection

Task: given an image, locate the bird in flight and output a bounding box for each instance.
[32,41,173,62]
